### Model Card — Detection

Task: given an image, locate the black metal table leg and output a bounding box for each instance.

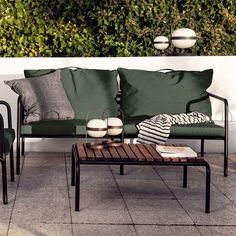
[120,164,124,175]
[75,159,80,211]
[183,165,187,188]
[205,162,211,213]
[71,146,75,186]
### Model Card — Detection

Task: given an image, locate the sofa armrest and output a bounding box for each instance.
[186,95,210,113]
[0,114,4,154]
[186,92,228,132]
[0,100,12,128]
[208,92,228,133]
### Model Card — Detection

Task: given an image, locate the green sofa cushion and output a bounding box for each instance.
[24,68,119,120]
[4,128,15,153]
[118,68,213,118]
[170,123,225,138]
[123,117,225,138]
[21,119,86,136]
[21,118,225,138]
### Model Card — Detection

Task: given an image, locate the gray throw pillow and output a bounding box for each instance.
[5,70,75,123]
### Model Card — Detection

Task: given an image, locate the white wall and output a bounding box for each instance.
[0,56,235,153]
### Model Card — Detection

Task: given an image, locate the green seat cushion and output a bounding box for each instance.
[21,119,86,136]
[123,117,225,138]
[118,68,213,118]
[24,68,119,120]
[123,116,150,138]
[4,128,15,153]
[170,123,225,138]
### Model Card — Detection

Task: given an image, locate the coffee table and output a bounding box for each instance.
[71,143,211,213]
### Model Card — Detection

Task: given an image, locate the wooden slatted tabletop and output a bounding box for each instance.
[75,143,205,163]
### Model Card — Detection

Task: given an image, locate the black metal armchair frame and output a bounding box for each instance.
[0,101,15,204]
[16,92,229,177]
[171,92,228,177]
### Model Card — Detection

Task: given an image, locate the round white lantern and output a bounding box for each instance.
[153,36,169,50]
[171,28,197,49]
[86,119,107,138]
[104,117,123,136]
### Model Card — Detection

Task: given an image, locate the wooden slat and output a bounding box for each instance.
[179,158,188,163]
[128,144,146,161]
[76,144,87,161]
[170,157,180,162]
[162,157,171,162]
[108,146,120,161]
[83,144,95,161]
[115,146,130,161]
[144,144,162,162]
[122,144,138,161]
[187,157,196,163]
[93,148,104,161]
[196,157,205,162]
[101,148,112,161]
[136,144,154,162]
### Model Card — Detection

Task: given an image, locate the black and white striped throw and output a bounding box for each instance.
[136,112,211,144]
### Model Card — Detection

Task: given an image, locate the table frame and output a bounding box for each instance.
[71,143,211,213]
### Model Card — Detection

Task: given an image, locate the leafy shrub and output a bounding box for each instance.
[0,0,235,56]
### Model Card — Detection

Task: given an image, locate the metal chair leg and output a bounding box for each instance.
[205,162,211,213]
[9,148,14,182]
[21,138,25,156]
[224,138,228,177]
[1,157,8,204]
[16,134,21,175]
[201,139,204,157]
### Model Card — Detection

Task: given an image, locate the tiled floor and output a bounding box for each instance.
[1,152,236,236]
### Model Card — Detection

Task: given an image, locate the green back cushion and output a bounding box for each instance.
[118,68,213,118]
[24,68,118,119]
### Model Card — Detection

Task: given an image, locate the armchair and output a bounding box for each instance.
[0,101,15,204]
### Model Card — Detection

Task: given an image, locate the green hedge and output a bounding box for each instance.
[0,0,235,56]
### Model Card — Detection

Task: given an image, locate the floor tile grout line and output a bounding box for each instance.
[211,181,236,206]
[6,154,26,236]
[152,166,198,227]
[64,152,74,236]
[6,221,236,227]
[109,166,139,236]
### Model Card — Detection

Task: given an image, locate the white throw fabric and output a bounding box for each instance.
[136,112,211,144]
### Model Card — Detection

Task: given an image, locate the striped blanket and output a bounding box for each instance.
[136,112,211,144]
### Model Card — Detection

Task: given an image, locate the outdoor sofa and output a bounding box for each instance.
[5,67,228,176]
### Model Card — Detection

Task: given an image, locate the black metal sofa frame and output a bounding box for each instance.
[0,101,15,204]
[16,92,228,176]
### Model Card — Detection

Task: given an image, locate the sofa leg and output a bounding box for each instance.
[0,157,8,204]
[224,138,228,177]
[9,148,14,182]
[21,138,25,156]
[201,139,204,157]
[16,135,21,175]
